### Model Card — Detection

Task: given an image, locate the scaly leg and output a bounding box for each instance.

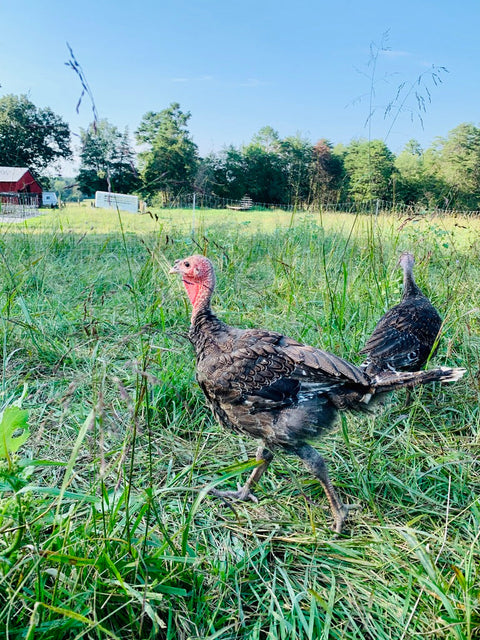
[294,443,360,534]
[209,445,274,503]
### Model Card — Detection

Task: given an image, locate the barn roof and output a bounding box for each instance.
[0,167,30,182]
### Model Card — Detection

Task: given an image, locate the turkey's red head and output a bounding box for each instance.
[170,254,215,315]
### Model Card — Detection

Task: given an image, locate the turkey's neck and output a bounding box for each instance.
[184,277,214,324]
[187,282,225,354]
[402,265,422,298]
[185,275,227,354]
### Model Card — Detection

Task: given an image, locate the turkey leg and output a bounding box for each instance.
[209,445,274,503]
[293,443,360,534]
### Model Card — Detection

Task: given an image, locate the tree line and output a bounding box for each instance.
[1,93,479,210]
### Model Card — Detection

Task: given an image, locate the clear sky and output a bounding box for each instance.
[1,0,479,174]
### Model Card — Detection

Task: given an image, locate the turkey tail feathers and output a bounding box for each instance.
[372,366,466,393]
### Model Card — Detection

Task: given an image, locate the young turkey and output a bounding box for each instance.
[360,252,443,376]
[170,254,464,533]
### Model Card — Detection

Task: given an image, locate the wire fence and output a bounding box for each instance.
[1,193,478,262]
[0,193,40,217]
[2,190,480,225]
[157,191,480,218]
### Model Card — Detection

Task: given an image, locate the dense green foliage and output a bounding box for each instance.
[1,91,480,211]
[342,139,395,202]
[425,123,480,210]
[78,119,140,197]
[0,206,479,638]
[104,117,480,211]
[201,125,480,210]
[136,103,199,201]
[48,176,83,203]
[0,94,71,176]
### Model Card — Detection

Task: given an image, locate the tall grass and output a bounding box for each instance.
[0,206,479,638]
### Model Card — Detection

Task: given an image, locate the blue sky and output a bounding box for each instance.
[1,0,479,174]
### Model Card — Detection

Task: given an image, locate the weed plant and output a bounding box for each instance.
[0,206,479,639]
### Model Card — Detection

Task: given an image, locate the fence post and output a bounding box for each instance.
[192,192,196,236]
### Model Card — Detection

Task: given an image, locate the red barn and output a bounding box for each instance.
[0,166,42,196]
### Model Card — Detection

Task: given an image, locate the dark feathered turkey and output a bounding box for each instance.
[170,254,464,533]
[360,252,443,376]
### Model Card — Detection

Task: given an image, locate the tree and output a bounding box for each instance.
[206,129,288,204]
[425,123,480,209]
[309,139,344,204]
[202,147,249,200]
[250,126,281,153]
[0,94,71,173]
[280,135,313,206]
[50,176,82,203]
[394,139,426,204]
[343,139,395,202]
[77,119,140,197]
[242,145,287,204]
[231,127,289,205]
[136,103,199,199]
[206,130,343,207]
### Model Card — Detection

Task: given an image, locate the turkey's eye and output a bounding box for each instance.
[184,261,190,267]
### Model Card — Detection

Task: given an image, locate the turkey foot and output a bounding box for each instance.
[332,502,361,535]
[209,445,273,505]
[209,483,258,503]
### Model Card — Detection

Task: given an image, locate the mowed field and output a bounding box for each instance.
[0,205,479,639]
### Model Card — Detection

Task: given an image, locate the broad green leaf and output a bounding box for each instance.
[0,407,30,458]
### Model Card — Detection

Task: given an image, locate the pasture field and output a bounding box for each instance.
[0,205,479,639]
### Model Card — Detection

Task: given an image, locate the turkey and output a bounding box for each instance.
[170,254,464,533]
[360,252,443,376]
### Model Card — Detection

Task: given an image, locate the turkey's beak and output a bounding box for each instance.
[169,261,181,274]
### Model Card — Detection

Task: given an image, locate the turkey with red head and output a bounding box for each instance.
[360,252,443,376]
[170,254,464,533]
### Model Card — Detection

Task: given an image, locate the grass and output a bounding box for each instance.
[0,205,479,639]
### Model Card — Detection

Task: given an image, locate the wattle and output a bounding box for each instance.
[183,279,201,307]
